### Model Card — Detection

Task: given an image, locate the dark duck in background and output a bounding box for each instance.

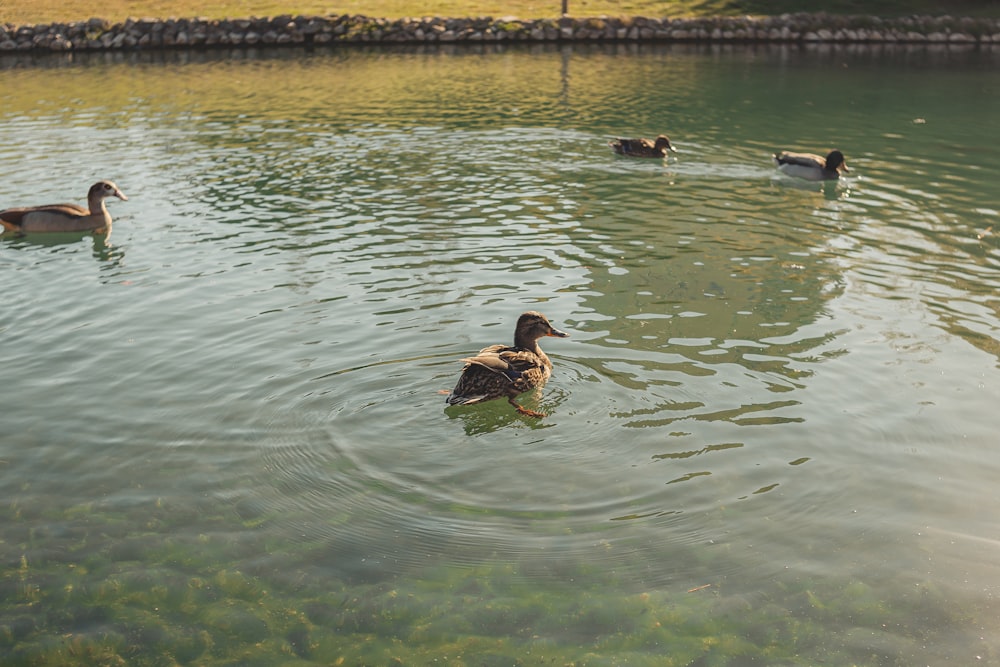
[609,135,676,158]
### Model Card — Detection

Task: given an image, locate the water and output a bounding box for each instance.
[2,42,1000,665]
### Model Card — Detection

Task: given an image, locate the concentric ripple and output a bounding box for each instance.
[2,45,1000,643]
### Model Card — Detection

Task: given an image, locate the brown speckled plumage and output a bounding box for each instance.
[446,311,569,418]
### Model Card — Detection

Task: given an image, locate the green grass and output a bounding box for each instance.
[3,0,999,26]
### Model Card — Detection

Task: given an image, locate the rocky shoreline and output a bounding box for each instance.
[2,13,999,53]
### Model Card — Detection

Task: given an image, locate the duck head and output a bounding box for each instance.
[654,135,677,154]
[514,311,569,348]
[825,150,849,173]
[90,180,128,203]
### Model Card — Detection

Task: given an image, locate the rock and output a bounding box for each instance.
[1,13,997,51]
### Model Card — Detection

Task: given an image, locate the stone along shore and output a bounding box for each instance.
[3,13,1000,52]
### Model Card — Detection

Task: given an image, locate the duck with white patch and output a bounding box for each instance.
[773,150,849,181]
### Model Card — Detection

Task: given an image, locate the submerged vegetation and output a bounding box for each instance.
[0,497,987,665]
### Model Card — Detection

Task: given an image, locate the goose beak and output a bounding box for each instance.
[115,188,129,201]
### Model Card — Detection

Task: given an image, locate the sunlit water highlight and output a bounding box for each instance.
[2,42,1000,664]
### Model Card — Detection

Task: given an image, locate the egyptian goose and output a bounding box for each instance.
[0,180,128,233]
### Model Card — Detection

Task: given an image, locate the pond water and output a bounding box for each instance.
[2,41,1000,665]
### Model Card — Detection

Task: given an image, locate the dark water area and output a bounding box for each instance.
[1,41,999,665]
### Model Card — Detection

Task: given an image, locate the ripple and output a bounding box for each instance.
[223,313,839,585]
[3,45,1000,611]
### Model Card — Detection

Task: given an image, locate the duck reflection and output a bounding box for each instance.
[771,171,852,201]
[445,385,567,435]
[1,227,126,266]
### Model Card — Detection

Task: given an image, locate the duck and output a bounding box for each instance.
[446,311,569,418]
[773,150,849,181]
[609,135,676,158]
[0,180,128,233]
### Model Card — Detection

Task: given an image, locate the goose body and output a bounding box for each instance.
[446,311,569,418]
[609,135,676,158]
[773,150,848,181]
[0,181,128,233]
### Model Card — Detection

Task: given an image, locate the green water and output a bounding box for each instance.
[1,42,999,665]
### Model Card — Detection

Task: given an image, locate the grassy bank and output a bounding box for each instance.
[4,0,999,26]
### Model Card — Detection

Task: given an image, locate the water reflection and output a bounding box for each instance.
[444,382,569,434]
[771,174,849,200]
[3,38,998,69]
[1,227,125,264]
[2,40,1000,665]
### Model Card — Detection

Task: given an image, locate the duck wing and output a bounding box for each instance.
[446,345,547,405]
[1,203,90,228]
[465,344,547,382]
[0,207,30,228]
[773,151,826,169]
[611,137,655,155]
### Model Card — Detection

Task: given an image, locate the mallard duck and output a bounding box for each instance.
[773,150,849,181]
[609,135,676,158]
[446,311,569,418]
[0,180,128,233]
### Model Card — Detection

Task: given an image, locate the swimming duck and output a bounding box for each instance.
[773,150,849,181]
[0,180,128,233]
[446,311,569,418]
[609,135,676,158]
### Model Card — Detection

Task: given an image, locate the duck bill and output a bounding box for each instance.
[547,328,569,338]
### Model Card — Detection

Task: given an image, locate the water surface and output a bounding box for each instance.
[2,42,1000,665]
